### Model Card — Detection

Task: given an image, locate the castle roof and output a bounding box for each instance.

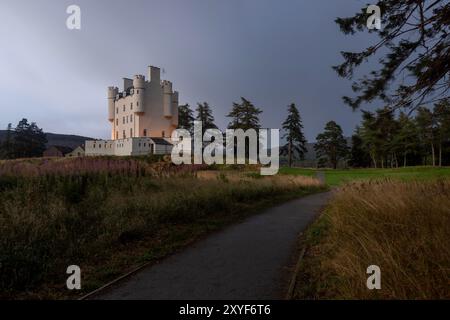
[150,137,172,145]
[45,145,74,155]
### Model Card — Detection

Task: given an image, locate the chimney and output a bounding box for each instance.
[148,66,160,83]
[123,78,133,91]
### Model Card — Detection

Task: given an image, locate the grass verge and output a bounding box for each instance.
[293,179,450,299]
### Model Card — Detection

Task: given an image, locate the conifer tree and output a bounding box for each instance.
[195,102,217,135]
[178,104,195,133]
[315,121,349,169]
[281,103,307,167]
[334,0,449,110]
[227,97,262,130]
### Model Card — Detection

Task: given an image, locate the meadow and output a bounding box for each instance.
[290,168,450,299]
[280,166,450,186]
[0,157,324,299]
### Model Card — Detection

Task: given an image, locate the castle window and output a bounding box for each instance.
[123,130,125,139]
[123,117,125,124]
[99,144,101,148]
[131,103,133,109]
[137,90,139,94]
[116,107,118,114]
[130,114,133,122]
[126,116,128,123]
[116,131,118,139]
[143,129,147,136]
[162,130,165,137]
[116,119,118,125]
[130,128,133,137]
[123,105,125,112]
[136,102,139,107]
[144,143,146,147]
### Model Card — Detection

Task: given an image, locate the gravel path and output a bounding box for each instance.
[91,191,332,300]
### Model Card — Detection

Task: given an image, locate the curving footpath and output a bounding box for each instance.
[91,191,332,300]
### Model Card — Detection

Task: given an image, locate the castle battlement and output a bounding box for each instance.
[87,65,179,157]
[106,65,179,140]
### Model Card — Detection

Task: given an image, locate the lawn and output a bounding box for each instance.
[280,166,450,186]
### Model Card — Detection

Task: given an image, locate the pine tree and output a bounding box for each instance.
[281,103,307,167]
[13,118,47,158]
[416,107,436,166]
[360,111,382,168]
[433,99,450,166]
[349,126,371,168]
[375,108,399,168]
[334,1,449,110]
[395,113,418,167]
[227,97,262,130]
[195,102,217,134]
[178,104,195,133]
[314,121,349,169]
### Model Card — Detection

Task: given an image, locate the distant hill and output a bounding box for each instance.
[0,131,94,149]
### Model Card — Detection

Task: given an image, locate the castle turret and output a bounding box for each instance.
[133,75,145,114]
[107,86,118,122]
[171,91,179,127]
[162,80,173,118]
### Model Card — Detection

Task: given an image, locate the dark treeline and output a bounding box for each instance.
[0,119,47,159]
[350,100,450,168]
[179,99,308,165]
[3,99,450,170]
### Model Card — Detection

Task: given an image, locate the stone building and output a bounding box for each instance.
[85,66,179,156]
[43,145,73,157]
[66,145,85,157]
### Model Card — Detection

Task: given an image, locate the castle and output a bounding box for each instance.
[85,66,179,156]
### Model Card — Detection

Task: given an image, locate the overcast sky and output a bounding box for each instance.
[0,0,378,141]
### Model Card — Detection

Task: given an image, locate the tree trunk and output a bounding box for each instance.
[439,142,442,167]
[403,152,407,167]
[288,140,292,167]
[431,143,435,167]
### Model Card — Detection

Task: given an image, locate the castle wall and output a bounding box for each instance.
[138,80,174,138]
[85,140,115,156]
[84,137,173,156]
[109,66,179,141]
[89,65,179,157]
[113,94,137,140]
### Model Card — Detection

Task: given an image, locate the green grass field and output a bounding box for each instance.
[280,166,450,186]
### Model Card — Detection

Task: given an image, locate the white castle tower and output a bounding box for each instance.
[85,66,179,156]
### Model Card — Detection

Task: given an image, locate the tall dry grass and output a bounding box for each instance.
[0,158,323,298]
[297,179,450,299]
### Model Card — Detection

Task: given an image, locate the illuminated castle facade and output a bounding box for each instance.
[85,66,179,156]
